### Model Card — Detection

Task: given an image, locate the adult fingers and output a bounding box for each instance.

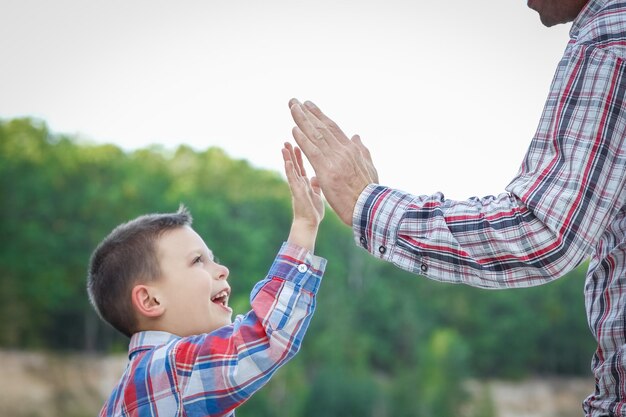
[290,98,349,147]
[352,134,379,183]
[288,98,301,109]
[300,103,346,149]
[310,176,322,196]
[290,99,323,140]
[290,101,339,152]
[291,125,326,169]
[303,101,351,146]
[352,135,371,159]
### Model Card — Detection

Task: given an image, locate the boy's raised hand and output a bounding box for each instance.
[283,142,324,252]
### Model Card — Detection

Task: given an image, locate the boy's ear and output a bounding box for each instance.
[131,284,165,318]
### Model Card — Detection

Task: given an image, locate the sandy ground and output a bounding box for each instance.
[0,350,127,417]
[466,378,593,417]
[0,350,593,417]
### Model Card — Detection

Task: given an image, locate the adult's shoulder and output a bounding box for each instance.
[573,0,626,58]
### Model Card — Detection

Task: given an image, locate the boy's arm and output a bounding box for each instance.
[175,242,326,415]
[172,144,326,415]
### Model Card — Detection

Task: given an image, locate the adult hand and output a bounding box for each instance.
[289,98,379,226]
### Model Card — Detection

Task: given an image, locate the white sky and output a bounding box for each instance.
[0,0,571,199]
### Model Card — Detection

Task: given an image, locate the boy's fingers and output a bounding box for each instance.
[283,158,292,177]
[283,142,317,202]
[281,146,292,166]
[294,146,307,177]
[282,148,297,182]
[288,144,301,177]
[283,148,304,190]
[283,144,300,173]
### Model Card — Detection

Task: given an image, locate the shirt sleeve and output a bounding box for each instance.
[353,43,626,289]
[174,242,326,415]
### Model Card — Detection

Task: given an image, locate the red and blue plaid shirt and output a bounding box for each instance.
[354,1,626,415]
[100,242,326,417]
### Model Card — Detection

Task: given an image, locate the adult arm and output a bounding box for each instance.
[291,44,626,289]
[355,45,626,288]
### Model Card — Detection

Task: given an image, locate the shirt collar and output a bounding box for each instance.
[570,0,609,37]
[128,330,180,358]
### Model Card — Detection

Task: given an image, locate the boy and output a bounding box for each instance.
[87,144,326,416]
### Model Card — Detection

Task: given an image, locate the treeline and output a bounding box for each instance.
[0,118,595,416]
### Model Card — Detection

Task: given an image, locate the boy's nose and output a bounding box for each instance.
[216,265,229,280]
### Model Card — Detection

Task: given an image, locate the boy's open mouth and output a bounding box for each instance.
[211,289,231,311]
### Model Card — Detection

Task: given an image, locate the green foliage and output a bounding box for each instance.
[415,329,470,416]
[0,118,597,416]
[302,366,379,417]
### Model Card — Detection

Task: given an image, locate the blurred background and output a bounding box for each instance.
[1,1,595,416]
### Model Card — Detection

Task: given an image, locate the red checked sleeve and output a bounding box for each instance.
[173,242,326,416]
[353,43,626,289]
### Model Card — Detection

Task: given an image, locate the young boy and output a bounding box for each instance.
[87,144,326,416]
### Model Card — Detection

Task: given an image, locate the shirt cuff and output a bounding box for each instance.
[269,242,327,294]
[352,184,415,260]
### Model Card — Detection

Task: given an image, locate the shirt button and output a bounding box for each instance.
[420,264,428,273]
[378,245,386,254]
[359,236,367,248]
[297,264,308,273]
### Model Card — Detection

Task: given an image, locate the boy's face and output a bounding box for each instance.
[154,225,232,337]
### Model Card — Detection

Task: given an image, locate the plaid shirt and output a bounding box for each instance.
[100,242,326,417]
[353,1,626,415]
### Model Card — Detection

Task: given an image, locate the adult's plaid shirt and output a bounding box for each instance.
[353,0,626,415]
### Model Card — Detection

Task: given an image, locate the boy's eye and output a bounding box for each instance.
[193,255,203,264]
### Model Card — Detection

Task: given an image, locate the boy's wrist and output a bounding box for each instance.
[287,219,319,252]
[291,217,320,231]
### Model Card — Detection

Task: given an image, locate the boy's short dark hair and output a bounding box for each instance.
[87,206,192,337]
